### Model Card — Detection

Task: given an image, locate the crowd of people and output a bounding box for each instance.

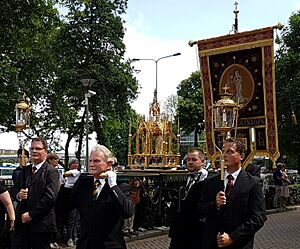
[0,136,294,249]
[0,137,134,249]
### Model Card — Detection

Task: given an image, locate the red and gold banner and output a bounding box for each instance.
[197,26,280,166]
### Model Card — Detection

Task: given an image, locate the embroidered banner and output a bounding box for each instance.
[197,27,280,166]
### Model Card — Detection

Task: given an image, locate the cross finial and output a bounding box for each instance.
[233,1,239,33]
[234,1,238,12]
[222,84,230,94]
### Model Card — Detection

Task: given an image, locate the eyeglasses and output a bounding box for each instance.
[30,147,45,151]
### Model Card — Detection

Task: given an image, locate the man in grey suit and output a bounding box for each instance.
[198,140,266,249]
[12,138,60,249]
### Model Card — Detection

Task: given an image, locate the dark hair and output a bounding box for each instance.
[188,147,205,160]
[31,137,48,151]
[17,148,29,158]
[276,162,285,169]
[224,139,246,155]
[47,153,59,162]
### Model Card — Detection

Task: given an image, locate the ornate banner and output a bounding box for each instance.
[197,26,280,166]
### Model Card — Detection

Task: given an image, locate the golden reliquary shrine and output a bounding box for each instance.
[127,92,181,169]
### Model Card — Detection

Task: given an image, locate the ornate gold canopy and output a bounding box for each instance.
[128,91,181,169]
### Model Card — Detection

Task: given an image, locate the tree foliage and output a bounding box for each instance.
[163,94,178,118]
[275,11,300,168]
[0,0,139,165]
[0,0,61,131]
[176,71,204,147]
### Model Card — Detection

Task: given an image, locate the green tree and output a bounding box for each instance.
[275,12,300,169]
[177,71,204,147]
[0,0,61,131]
[163,94,178,118]
[51,0,138,163]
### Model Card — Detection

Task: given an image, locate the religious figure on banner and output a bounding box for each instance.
[220,65,254,108]
[233,69,245,104]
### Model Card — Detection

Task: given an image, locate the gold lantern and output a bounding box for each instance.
[212,85,239,179]
[15,95,30,132]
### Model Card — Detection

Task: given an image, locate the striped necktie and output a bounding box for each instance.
[93,180,101,200]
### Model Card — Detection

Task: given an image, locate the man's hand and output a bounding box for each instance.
[17,188,28,200]
[21,212,32,223]
[217,232,234,247]
[106,171,117,188]
[216,191,226,208]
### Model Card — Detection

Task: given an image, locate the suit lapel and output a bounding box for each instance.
[28,162,47,186]
[227,170,249,203]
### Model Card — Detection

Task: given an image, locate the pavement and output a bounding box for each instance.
[126,206,300,249]
[62,206,300,249]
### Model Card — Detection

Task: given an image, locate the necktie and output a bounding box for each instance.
[225,175,234,197]
[32,166,37,174]
[93,180,101,200]
[186,176,193,191]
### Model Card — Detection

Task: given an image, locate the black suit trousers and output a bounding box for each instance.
[12,223,52,249]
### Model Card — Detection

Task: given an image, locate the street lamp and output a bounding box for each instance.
[132,52,181,99]
[81,79,96,171]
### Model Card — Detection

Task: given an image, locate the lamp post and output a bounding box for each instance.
[132,52,181,99]
[81,79,96,171]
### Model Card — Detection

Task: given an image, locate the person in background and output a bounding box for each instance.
[63,158,81,247]
[47,153,64,249]
[70,144,134,249]
[273,163,283,208]
[0,181,15,249]
[169,147,208,249]
[11,137,60,249]
[0,181,15,231]
[280,164,290,208]
[47,153,65,186]
[198,140,266,249]
[12,148,30,187]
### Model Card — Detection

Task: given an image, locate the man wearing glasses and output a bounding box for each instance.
[11,138,60,249]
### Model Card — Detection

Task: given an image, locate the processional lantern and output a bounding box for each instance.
[15,94,31,187]
[15,95,30,132]
[212,85,239,179]
[212,85,239,139]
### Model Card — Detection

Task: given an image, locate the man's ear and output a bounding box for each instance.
[240,153,245,161]
[107,161,113,170]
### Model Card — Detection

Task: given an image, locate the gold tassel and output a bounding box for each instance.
[292,111,297,125]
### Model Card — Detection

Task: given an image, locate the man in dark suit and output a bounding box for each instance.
[198,140,266,249]
[11,138,60,249]
[72,144,134,249]
[169,147,208,249]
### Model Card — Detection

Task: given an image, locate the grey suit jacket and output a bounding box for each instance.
[198,170,266,249]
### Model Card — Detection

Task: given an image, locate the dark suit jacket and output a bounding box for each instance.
[169,177,204,249]
[72,175,134,249]
[198,170,266,249]
[14,162,60,233]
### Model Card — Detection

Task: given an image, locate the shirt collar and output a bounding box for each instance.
[33,160,45,171]
[94,177,106,186]
[224,168,241,181]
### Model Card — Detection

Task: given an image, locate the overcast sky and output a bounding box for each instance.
[1,0,299,151]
